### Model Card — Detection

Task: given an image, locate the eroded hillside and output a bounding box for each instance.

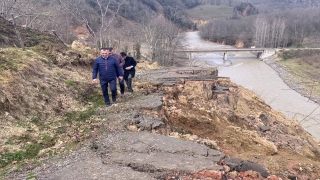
[0,16,101,170]
[136,67,320,179]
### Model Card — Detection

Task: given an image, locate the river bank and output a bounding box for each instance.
[264,57,320,105]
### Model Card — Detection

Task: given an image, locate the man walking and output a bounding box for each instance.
[92,48,123,106]
[107,47,125,98]
[120,52,137,92]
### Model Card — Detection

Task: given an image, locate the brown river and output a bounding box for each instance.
[183,31,320,141]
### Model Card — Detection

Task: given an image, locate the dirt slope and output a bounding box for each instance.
[1,17,320,180]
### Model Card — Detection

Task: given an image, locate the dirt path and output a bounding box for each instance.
[4,65,320,180]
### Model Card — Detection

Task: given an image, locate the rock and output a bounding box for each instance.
[100,132,225,175]
[235,161,270,178]
[224,158,243,170]
[224,158,270,178]
[259,126,271,132]
[259,114,269,125]
[136,95,163,111]
[126,115,165,132]
[8,166,18,173]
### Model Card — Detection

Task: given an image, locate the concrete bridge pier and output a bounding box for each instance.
[223,52,228,61]
[188,52,192,60]
[257,49,276,60]
[257,52,263,59]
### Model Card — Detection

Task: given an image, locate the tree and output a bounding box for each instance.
[0,0,17,19]
[1,0,49,28]
[133,43,141,60]
[58,0,123,49]
[142,15,181,66]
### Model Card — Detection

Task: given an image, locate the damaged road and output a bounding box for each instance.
[5,66,320,180]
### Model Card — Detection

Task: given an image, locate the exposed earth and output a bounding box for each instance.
[1,17,320,180]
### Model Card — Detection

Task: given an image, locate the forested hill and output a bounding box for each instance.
[197,0,320,49]
[2,0,320,65]
[249,0,320,8]
[2,0,319,44]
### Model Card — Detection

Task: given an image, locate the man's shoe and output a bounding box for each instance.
[112,97,116,102]
[128,89,133,92]
[106,103,111,107]
[121,94,125,98]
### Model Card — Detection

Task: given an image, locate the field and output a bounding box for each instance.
[277,50,320,101]
[186,5,233,20]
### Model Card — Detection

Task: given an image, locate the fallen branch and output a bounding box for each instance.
[52,30,67,47]
[11,14,25,51]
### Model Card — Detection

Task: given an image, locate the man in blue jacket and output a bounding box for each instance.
[92,48,124,106]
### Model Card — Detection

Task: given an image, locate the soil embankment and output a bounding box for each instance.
[4,65,320,179]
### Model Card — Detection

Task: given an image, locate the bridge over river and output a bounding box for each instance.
[182,31,320,141]
[176,48,278,61]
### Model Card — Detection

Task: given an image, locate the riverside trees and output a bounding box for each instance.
[253,16,286,48]
[199,7,320,48]
[141,16,182,66]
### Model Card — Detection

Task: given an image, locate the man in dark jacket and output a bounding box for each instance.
[107,47,125,98]
[120,52,137,92]
[92,48,123,106]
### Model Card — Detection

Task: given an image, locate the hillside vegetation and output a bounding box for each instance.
[186,5,233,20]
[200,6,320,47]
[0,17,101,170]
[274,50,320,103]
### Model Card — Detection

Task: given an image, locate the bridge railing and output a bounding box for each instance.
[174,48,276,61]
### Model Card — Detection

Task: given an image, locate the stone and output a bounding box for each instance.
[260,126,271,132]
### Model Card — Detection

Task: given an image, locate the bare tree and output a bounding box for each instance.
[2,0,50,29]
[142,15,181,66]
[254,16,286,48]
[0,0,17,19]
[58,0,122,49]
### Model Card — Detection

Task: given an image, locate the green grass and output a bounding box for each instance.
[278,57,320,98]
[26,172,37,180]
[44,90,52,95]
[83,126,89,134]
[0,82,105,171]
[0,55,18,72]
[41,134,56,147]
[56,126,66,134]
[186,5,233,20]
[0,48,38,72]
[31,117,40,125]
[0,151,25,167]
[63,107,97,123]
[0,144,41,168]
[65,80,75,86]
[1,132,56,168]
[66,142,78,152]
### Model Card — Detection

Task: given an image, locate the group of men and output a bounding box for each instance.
[92,47,137,106]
